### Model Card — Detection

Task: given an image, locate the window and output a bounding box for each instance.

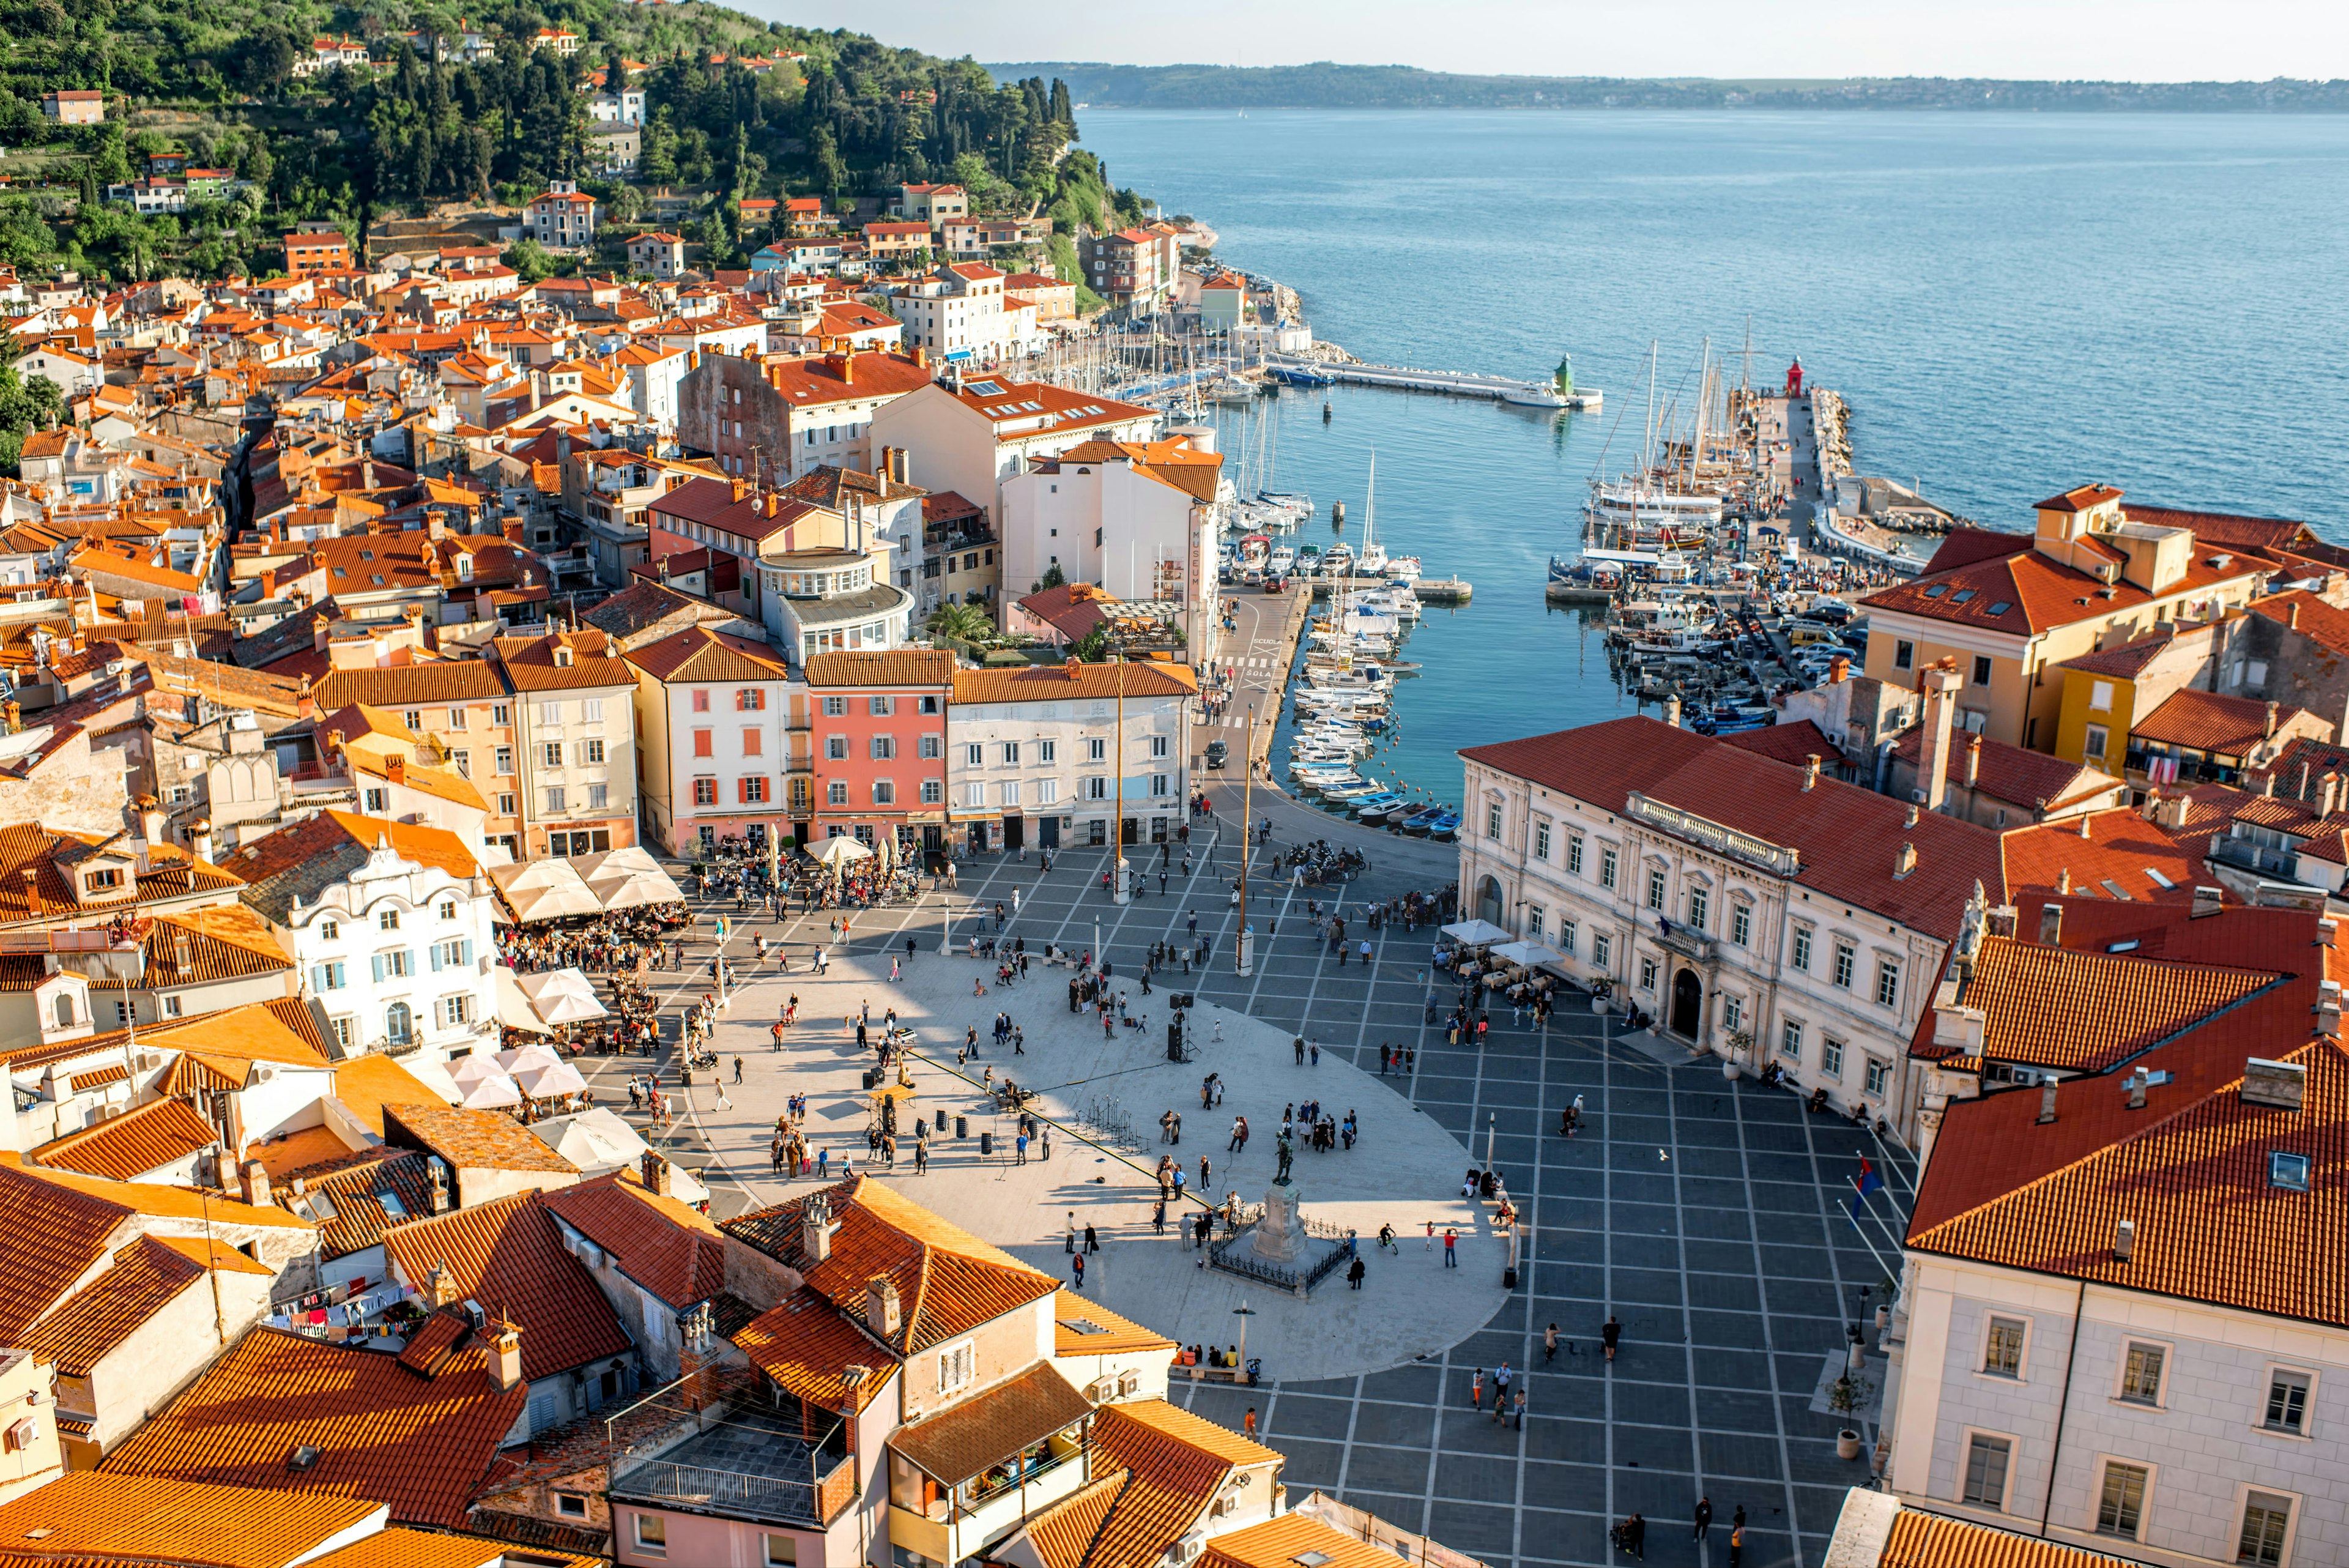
[540,701,563,726]
[385,1000,413,1042]
[692,689,711,713]
[1792,927,1813,970]
[919,734,942,759]
[1486,803,1503,839]
[495,746,514,775]
[1150,773,1170,797]
[1085,776,1107,800]
[584,738,606,765]
[1731,904,1751,946]
[1961,1434,2011,1509]
[493,704,509,725]
[543,742,564,768]
[2271,1151,2312,1191]
[1865,1057,1890,1096]
[1984,1317,2026,1377]
[1036,779,1059,805]
[1833,943,1855,989]
[379,908,401,932]
[1086,738,1105,762]
[765,1535,798,1568]
[1821,1038,1844,1077]
[452,750,472,778]
[435,937,467,968]
[693,778,718,806]
[965,743,984,765]
[1876,960,1900,1008]
[403,710,422,731]
[1779,1019,1802,1058]
[2239,1493,2291,1568]
[1560,921,1578,956]
[557,1493,588,1519]
[588,783,609,809]
[1592,934,1611,968]
[318,920,340,942]
[869,696,892,716]
[1532,820,1552,860]
[442,993,475,1027]
[2264,1370,2312,1435]
[872,781,894,804]
[1599,847,1617,890]
[634,1514,668,1555]
[497,794,517,816]
[938,1340,974,1392]
[1002,741,1020,765]
[1687,887,1708,931]
[363,788,388,812]
[737,688,765,711]
[2090,680,2114,712]
[2119,1343,2165,1405]
[870,735,894,760]
[545,786,566,812]
[1646,869,1665,910]
[823,697,847,717]
[1894,639,1915,671]
[1972,655,1993,686]
[1567,836,1584,875]
[1638,957,1658,992]
[1039,739,1057,763]
[827,781,849,806]
[328,1016,354,1050]
[1150,735,1170,759]
[2097,1463,2148,1539]
[1722,994,1742,1032]
[921,779,943,804]
[2084,723,2109,762]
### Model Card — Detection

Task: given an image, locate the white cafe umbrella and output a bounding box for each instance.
[1493,940,1569,969]
[526,986,609,1026]
[458,1072,523,1110]
[495,1044,567,1076]
[591,869,683,911]
[1440,919,1515,947]
[493,967,555,1035]
[450,1055,517,1091]
[815,835,874,868]
[514,1059,589,1099]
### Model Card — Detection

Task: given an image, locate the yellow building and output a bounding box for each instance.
[1859,485,2267,753]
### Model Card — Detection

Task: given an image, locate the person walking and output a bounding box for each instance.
[1728,1525,1744,1568]
[1469,1368,1483,1411]
[1153,1200,1167,1235]
[1693,1497,1713,1543]
[1602,1314,1621,1362]
[1424,1220,1435,1252]
[1621,1515,1646,1561]
[1443,1228,1458,1268]
[1242,1406,1258,1438]
[1015,1132,1029,1166]
[1071,1252,1085,1291]
[1084,1223,1099,1254]
[1346,1255,1365,1290]
[1293,1035,1307,1065]
[1544,1323,1560,1362]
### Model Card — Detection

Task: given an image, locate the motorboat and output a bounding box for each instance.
[1421,809,1462,841]
[1258,489,1316,516]
[1235,533,1272,568]
[1386,556,1423,582]
[1398,803,1455,835]
[1349,792,1409,820]
[1267,544,1296,575]
[1296,544,1323,576]
[1323,542,1354,578]
[1317,778,1383,803]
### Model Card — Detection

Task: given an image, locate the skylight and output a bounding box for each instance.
[2271,1151,2312,1191]
[1059,1317,1108,1336]
[2145,868,2176,889]
[967,380,1004,396]
[1951,588,1976,604]
[1987,601,2013,615]
[1923,584,1947,598]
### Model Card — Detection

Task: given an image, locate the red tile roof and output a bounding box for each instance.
[0,1163,138,1340]
[2036,483,2127,513]
[1947,935,2279,1073]
[379,1191,630,1380]
[1717,718,1839,767]
[100,1325,527,1528]
[31,1097,220,1181]
[0,1473,382,1568]
[2055,631,2173,679]
[2251,589,2349,656]
[734,1284,896,1413]
[1998,806,2218,907]
[20,1235,207,1376]
[1913,1037,2349,1328]
[2131,686,2314,757]
[1891,727,2113,814]
[1861,532,2259,637]
[805,648,956,690]
[540,1172,729,1309]
[1460,716,2005,937]
[1875,1507,2140,1568]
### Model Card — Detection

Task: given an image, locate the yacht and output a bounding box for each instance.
[1323,541,1354,578]
[1267,544,1296,575]
[1386,556,1423,583]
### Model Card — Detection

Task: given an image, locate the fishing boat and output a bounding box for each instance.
[1420,808,1462,842]
[1349,791,1410,821]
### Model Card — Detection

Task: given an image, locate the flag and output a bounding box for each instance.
[1854,1156,1885,1199]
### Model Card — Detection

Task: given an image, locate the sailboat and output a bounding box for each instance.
[1356,450,1389,577]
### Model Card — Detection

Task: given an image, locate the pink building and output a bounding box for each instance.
[806,648,953,853]
[625,625,796,856]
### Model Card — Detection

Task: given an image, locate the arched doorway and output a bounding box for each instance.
[1670,969,1703,1038]
[385,1001,412,1048]
[1477,875,1505,928]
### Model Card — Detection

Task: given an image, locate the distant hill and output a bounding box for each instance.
[985,62,2349,113]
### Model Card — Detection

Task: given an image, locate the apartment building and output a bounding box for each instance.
[1457,714,2002,1139]
[677,347,936,485]
[806,649,953,852]
[869,378,1156,528]
[947,660,1197,856]
[313,661,522,856]
[494,631,639,859]
[1001,434,1222,660]
[625,625,796,856]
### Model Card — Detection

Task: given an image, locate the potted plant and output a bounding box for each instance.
[1590,980,1613,1016]
[1723,1027,1756,1082]
[1828,1372,1874,1460]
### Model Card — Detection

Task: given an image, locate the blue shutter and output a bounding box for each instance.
[310,964,327,994]
[461,940,475,965]
[369,954,384,984]
[429,943,443,972]
[407,949,421,979]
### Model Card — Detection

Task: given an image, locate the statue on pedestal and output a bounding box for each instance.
[1274,1134,1293,1183]
[1255,1180,1303,1265]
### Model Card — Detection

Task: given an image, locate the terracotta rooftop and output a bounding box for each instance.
[540,1172,728,1309]
[1860,528,2260,637]
[624,623,789,685]
[734,1284,897,1414]
[953,661,1198,705]
[490,630,632,691]
[1942,934,2280,1073]
[100,1325,527,1529]
[2249,588,2349,656]
[2131,686,2315,757]
[0,1473,383,1568]
[31,1096,220,1181]
[330,1054,447,1136]
[313,660,507,708]
[379,1191,629,1381]
[226,809,480,923]
[1050,1290,1177,1358]
[142,905,296,989]
[2055,631,2174,679]
[1871,1504,2140,1568]
[1200,1514,1421,1568]
[382,1102,580,1176]
[1998,806,2219,907]
[804,648,956,690]
[1718,718,1840,767]
[19,1235,209,1377]
[1890,727,2113,814]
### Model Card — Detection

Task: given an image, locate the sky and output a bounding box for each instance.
[746,0,2348,83]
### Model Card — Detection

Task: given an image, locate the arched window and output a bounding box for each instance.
[53,993,74,1027]
[386,1001,413,1044]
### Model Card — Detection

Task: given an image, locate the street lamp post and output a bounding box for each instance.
[1232,1301,1256,1381]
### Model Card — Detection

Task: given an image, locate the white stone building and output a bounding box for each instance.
[887,263,1039,365]
[1000,434,1222,655]
[867,378,1156,528]
[1455,715,2003,1139]
[946,661,1198,855]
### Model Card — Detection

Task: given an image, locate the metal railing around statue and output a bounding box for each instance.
[1206,1208,1358,1293]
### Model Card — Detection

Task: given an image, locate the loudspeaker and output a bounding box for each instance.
[1166,1024,1184,1061]
[1170,994,1195,1010]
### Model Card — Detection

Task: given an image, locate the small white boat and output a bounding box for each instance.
[1386,556,1423,582]
[1323,543,1354,577]
[1357,541,1389,576]
[1267,545,1296,574]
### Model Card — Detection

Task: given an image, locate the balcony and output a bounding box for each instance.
[610,1400,852,1529]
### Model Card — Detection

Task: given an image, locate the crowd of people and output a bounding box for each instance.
[496,910,686,976]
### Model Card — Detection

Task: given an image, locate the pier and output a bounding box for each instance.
[1307,575,1471,603]
[1267,354,1600,411]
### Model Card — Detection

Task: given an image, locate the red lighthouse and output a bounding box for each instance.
[1786,358,1804,396]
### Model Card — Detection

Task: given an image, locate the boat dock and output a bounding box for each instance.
[1267,354,1600,411]
[1308,576,1472,603]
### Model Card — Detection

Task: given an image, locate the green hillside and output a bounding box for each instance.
[0,0,1140,283]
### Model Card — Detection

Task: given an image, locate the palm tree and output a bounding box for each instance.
[929,603,993,644]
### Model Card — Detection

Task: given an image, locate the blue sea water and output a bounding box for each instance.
[1075,110,2349,809]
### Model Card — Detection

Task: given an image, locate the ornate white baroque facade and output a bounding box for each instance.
[286,841,497,1063]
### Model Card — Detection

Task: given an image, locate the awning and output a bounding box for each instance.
[590,868,685,910]
[1441,919,1514,946]
[944,347,976,362]
[888,1362,1092,1487]
[518,968,608,1025]
[494,967,557,1035]
[815,836,873,868]
[539,1108,710,1202]
[1492,940,1568,969]
[490,858,604,922]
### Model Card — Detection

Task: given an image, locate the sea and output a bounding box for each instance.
[1074,109,2349,811]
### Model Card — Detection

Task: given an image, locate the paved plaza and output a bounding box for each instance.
[574,776,1915,1568]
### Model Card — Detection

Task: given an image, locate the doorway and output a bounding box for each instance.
[1120,817,1139,846]
[1039,817,1060,849]
[1476,875,1505,928]
[1003,816,1025,850]
[1670,968,1703,1038]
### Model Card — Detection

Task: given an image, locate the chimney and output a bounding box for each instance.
[2299,760,2313,801]
[915,345,929,370]
[137,795,163,846]
[428,1262,460,1306]
[1964,734,1982,789]
[838,353,855,386]
[2126,1069,2148,1109]
[2112,1218,2136,1263]
[427,1156,451,1213]
[240,1159,272,1205]
[801,1193,835,1264]
[2039,902,2063,946]
[865,1276,902,1340]
[2326,771,2344,819]
[2318,983,2343,1039]
[486,1317,524,1392]
[641,1148,672,1197]
[2290,600,2303,631]
[730,477,748,503]
[1893,841,1917,879]
[21,868,39,919]
[1802,754,1821,791]
[2157,793,2191,830]
[2036,1080,2059,1124]
[1904,802,1920,828]
[1828,654,1849,685]
[387,755,406,786]
[2265,700,2279,740]
[1664,694,1681,729]
[2078,811,2094,839]
[2243,1057,2309,1109]
[2191,884,2224,920]
[1917,660,1962,814]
